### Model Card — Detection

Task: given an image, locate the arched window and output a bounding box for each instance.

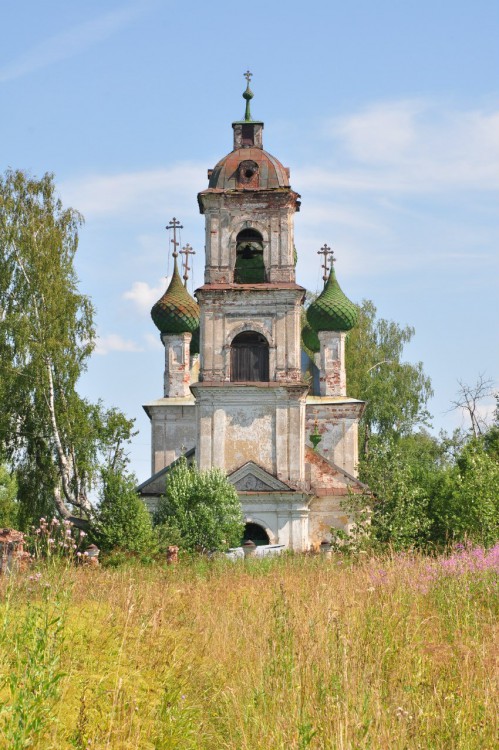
[234,228,266,283]
[230,331,269,382]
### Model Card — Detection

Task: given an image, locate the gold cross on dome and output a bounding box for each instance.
[317,243,334,283]
[166,217,183,258]
[180,243,196,285]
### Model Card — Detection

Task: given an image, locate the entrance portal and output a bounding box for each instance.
[242,522,270,546]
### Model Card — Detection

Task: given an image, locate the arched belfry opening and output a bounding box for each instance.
[234,228,266,283]
[242,522,270,546]
[230,331,269,382]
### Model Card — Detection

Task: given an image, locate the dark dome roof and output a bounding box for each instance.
[151,260,200,335]
[208,147,290,190]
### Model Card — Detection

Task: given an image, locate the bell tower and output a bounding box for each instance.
[140,75,366,552]
[191,73,308,485]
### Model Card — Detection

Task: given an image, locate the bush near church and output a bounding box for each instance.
[94,468,156,554]
[155,457,244,553]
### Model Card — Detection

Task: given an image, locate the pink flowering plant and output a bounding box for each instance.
[366,543,499,598]
[29,517,87,560]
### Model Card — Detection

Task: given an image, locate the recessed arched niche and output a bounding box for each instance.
[234,228,266,283]
[242,522,270,546]
[230,331,269,382]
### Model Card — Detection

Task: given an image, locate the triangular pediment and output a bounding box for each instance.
[228,462,293,492]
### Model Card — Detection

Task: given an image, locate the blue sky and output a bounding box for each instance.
[2,0,498,481]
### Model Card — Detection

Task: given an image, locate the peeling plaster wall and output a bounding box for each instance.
[191,384,308,485]
[148,400,196,474]
[308,495,355,544]
[305,399,364,476]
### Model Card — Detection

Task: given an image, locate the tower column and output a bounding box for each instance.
[162,333,192,398]
[318,330,347,397]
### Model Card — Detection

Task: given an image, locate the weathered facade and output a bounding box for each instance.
[138,77,366,550]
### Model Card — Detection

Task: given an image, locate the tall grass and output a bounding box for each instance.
[0,549,497,749]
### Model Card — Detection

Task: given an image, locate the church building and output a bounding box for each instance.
[138,75,366,551]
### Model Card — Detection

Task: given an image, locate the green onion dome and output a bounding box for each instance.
[151,259,200,335]
[302,320,320,353]
[306,264,358,332]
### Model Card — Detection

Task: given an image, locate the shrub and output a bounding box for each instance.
[433,441,499,547]
[95,468,156,554]
[155,457,244,552]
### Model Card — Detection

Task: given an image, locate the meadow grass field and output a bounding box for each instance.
[0,548,497,750]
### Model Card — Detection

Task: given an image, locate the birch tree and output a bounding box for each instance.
[0,169,132,523]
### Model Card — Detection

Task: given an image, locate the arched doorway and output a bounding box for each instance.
[242,522,270,546]
[230,331,269,382]
[234,228,266,283]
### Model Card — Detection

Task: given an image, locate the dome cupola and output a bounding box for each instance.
[151,257,200,335]
[204,71,291,192]
[306,254,358,333]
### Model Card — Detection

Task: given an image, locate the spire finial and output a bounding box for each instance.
[242,70,254,121]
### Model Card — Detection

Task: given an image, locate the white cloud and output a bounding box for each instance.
[94,333,143,356]
[331,99,422,164]
[60,164,204,221]
[303,101,499,193]
[123,278,169,314]
[0,4,145,83]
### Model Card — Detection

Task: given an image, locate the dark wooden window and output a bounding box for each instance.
[230,331,269,382]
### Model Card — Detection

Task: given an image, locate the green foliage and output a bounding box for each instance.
[155,520,184,552]
[345,429,499,551]
[0,171,92,502]
[345,300,433,456]
[0,465,18,527]
[0,170,136,524]
[155,457,244,552]
[432,440,499,547]
[483,394,499,459]
[356,437,433,550]
[95,468,156,554]
[0,582,67,749]
[15,442,59,530]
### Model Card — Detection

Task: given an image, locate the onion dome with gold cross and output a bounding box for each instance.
[306,254,358,333]
[151,256,200,335]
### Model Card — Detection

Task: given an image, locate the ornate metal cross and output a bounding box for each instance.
[317,243,334,283]
[244,70,252,85]
[180,243,196,285]
[166,217,183,258]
